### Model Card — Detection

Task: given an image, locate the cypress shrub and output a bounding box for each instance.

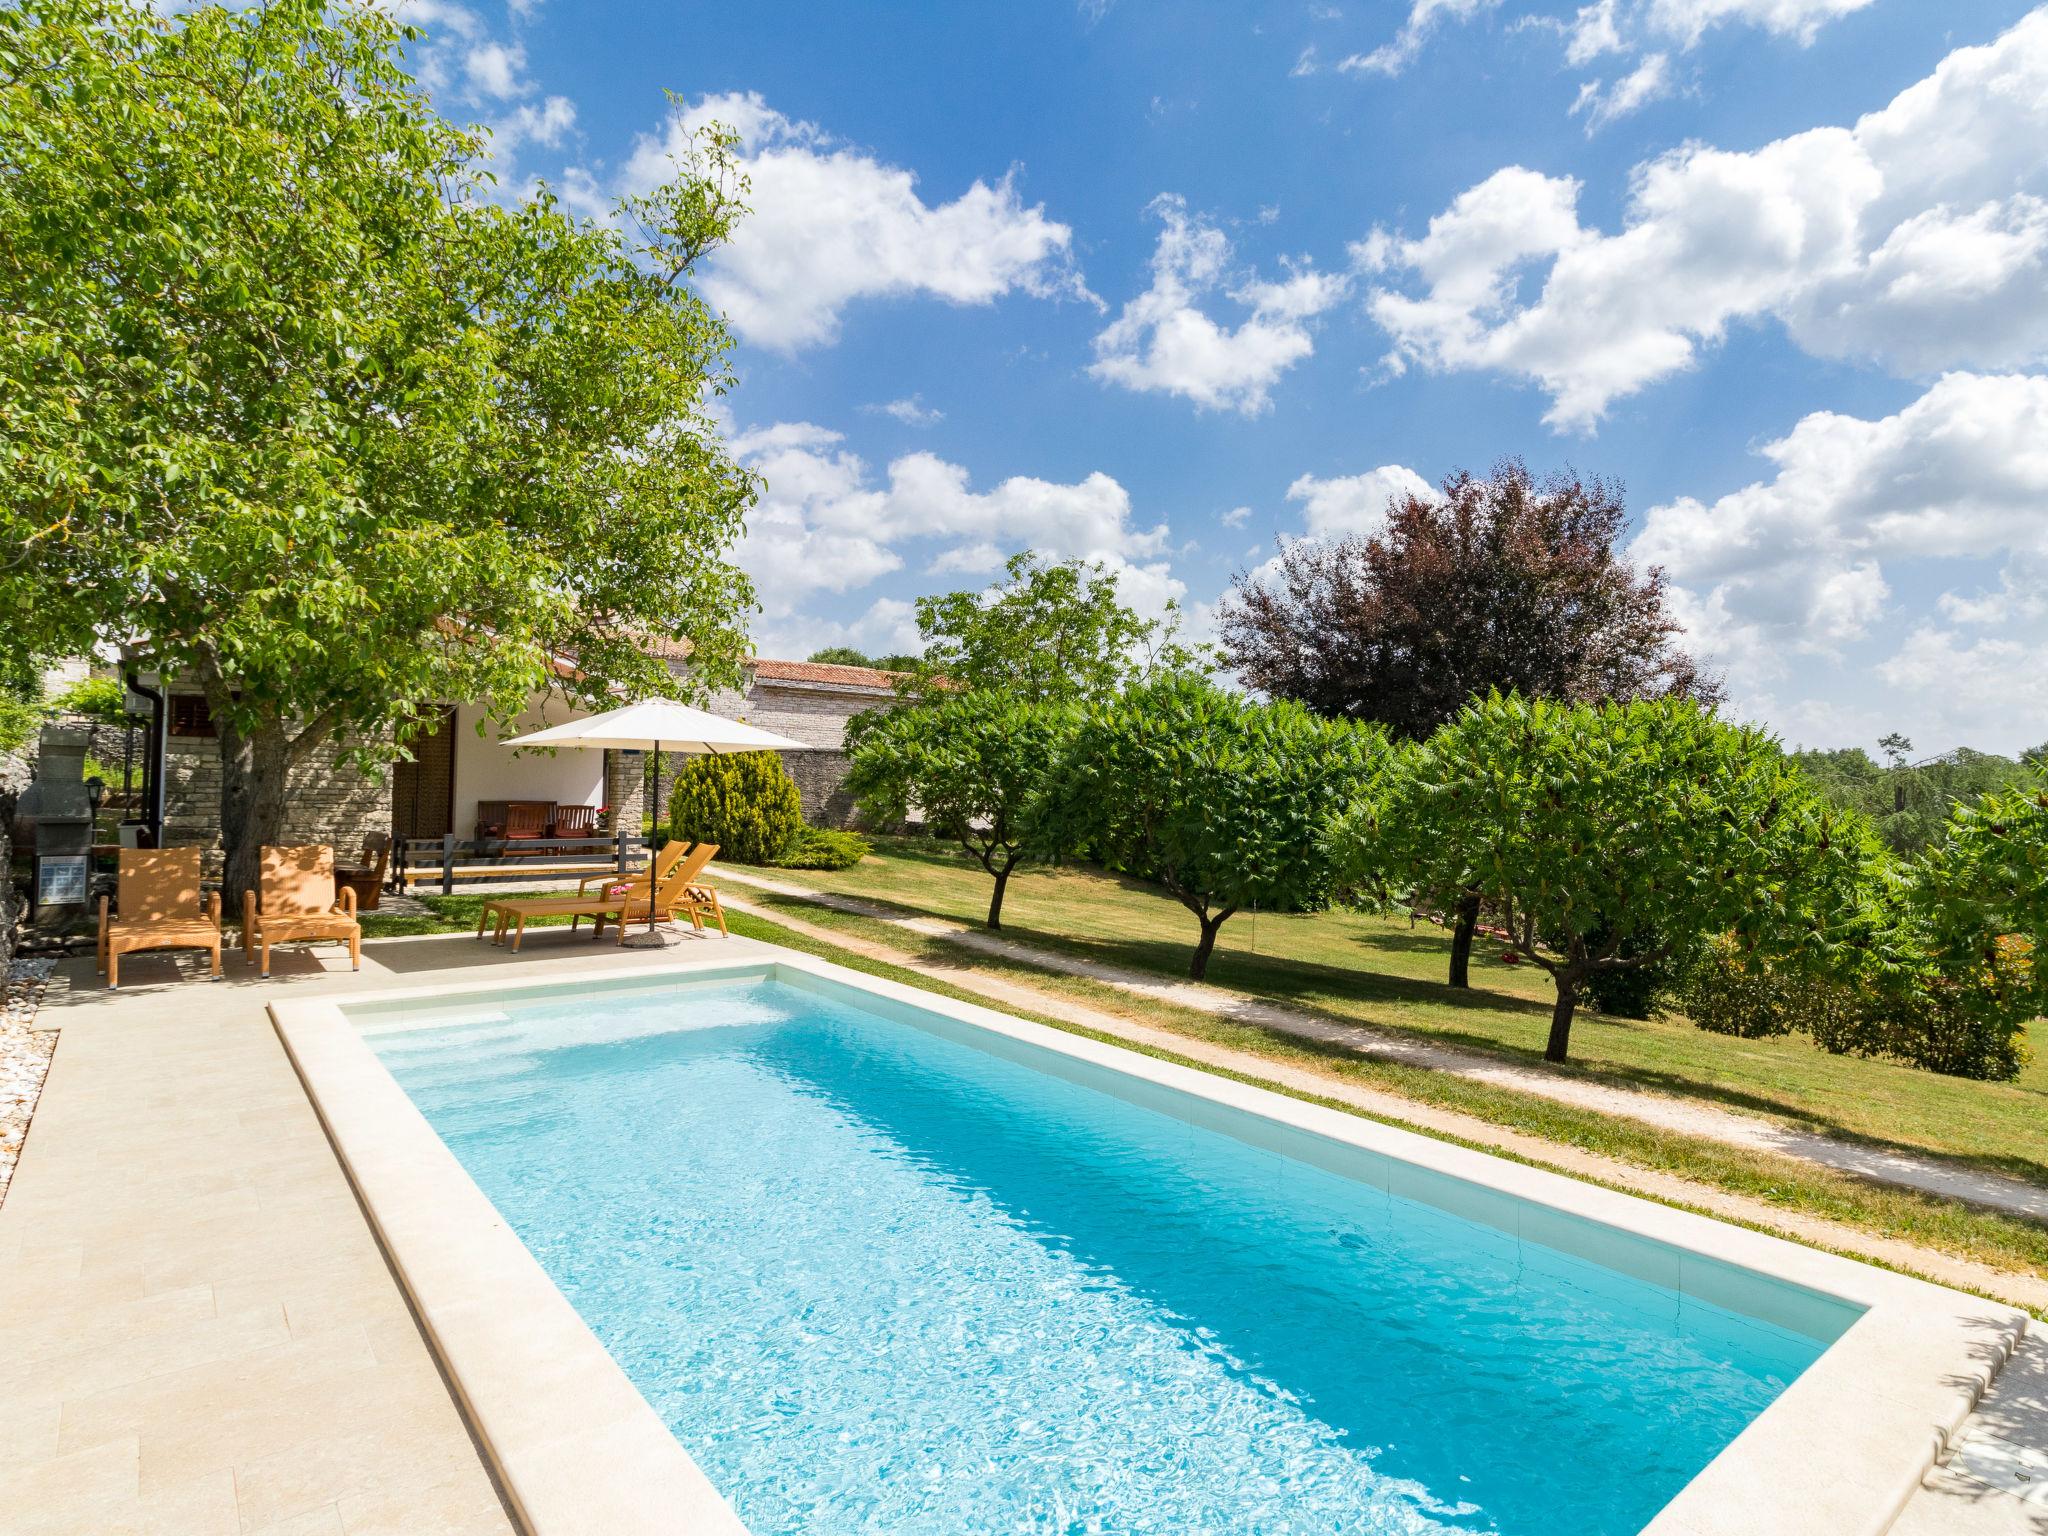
[667,751,803,865]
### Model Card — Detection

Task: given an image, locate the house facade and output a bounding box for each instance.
[123,657,904,857]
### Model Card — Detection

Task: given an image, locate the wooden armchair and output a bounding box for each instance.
[98,848,223,989]
[336,831,390,912]
[550,804,601,840]
[243,845,361,977]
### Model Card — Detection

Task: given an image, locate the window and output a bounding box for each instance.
[167,694,216,738]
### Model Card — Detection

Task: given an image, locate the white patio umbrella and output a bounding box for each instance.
[503,699,813,939]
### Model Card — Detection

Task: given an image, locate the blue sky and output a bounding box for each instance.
[403,0,2048,756]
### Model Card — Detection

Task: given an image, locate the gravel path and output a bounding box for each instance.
[0,957,58,1208]
[721,867,2048,1228]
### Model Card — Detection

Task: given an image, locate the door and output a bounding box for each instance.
[391,706,458,841]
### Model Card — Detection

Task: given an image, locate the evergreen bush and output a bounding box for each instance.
[667,751,803,866]
[773,828,869,871]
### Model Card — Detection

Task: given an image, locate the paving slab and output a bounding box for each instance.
[0,923,758,1536]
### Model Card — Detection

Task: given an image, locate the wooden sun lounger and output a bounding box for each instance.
[478,842,721,952]
[243,844,361,977]
[98,848,223,989]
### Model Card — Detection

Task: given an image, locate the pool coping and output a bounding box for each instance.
[270,947,2029,1536]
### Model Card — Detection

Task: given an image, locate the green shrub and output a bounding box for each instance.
[1682,936,1853,1040]
[50,675,128,724]
[1682,933,2030,1080]
[773,827,869,871]
[667,751,803,866]
[1578,919,1685,1019]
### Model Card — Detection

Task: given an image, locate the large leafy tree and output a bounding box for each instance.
[1906,770,2048,1047]
[1223,460,1717,988]
[1040,675,1385,980]
[1359,694,1870,1064]
[0,0,758,896]
[844,691,1074,929]
[907,552,1203,704]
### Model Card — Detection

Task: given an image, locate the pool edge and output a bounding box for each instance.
[272,943,2029,1536]
[271,985,753,1536]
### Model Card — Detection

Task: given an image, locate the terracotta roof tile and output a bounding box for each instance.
[749,658,907,691]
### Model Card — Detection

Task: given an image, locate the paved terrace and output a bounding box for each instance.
[0,925,2043,1534]
[0,928,772,1536]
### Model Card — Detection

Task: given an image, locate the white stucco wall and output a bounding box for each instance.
[449,699,605,840]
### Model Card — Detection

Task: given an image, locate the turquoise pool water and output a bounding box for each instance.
[361,971,1853,1536]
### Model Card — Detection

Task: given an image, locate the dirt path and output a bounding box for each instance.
[720,868,2048,1234]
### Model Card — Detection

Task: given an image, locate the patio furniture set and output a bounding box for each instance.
[93,839,727,987]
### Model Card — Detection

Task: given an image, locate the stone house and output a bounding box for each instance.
[112,656,905,858]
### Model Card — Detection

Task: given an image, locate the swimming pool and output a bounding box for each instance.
[350,966,1863,1536]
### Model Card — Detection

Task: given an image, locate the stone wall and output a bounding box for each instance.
[161,726,393,866]
[697,679,901,829]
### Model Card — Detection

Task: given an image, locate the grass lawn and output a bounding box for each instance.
[359,891,585,940]
[771,837,2048,1190]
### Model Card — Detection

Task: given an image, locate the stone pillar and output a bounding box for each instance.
[604,749,649,836]
[15,724,95,933]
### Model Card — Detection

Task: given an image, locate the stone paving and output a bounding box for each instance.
[0,924,754,1536]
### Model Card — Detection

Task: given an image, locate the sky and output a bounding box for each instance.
[400,0,2048,758]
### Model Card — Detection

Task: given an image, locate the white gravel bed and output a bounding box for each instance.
[0,957,58,1206]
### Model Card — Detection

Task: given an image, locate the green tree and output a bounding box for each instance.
[1791,741,2033,854]
[667,752,803,866]
[1040,675,1385,980]
[844,691,1074,929]
[908,553,1204,704]
[0,0,757,897]
[1904,769,2048,1055]
[0,655,43,754]
[1360,694,1871,1063]
[1223,461,1720,990]
[806,646,918,672]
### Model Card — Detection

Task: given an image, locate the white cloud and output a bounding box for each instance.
[752,596,923,667]
[1339,0,1500,77]
[1284,465,1437,540]
[1365,12,2048,428]
[727,420,1177,621]
[1569,51,1672,133]
[1090,196,1349,415]
[867,395,944,427]
[603,93,1090,352]
[1220,505,1253,528]
[463,39,528,100]
[1634,372,2048,754]
[1645,0,1875,49]
[1562,0,1629,64]
[490,95,576,155]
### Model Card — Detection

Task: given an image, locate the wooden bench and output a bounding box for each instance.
[396,830,644,895]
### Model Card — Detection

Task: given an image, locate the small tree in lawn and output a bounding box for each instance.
[906,552,1207,704]
[1361,694,1869,1064]
[1039,675,1386,980]
[0,0,758,898]
[843,691,1073,929]
[1223,460,1718,989]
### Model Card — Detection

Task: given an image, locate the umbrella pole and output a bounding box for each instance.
[648,739,660,933]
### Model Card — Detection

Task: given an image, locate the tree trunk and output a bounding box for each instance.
[1544,975,1579,1064]
[1189,910,1228,981]
[986,865,1011,930]
[1448,888,1481,989]
[218,720,292,906]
